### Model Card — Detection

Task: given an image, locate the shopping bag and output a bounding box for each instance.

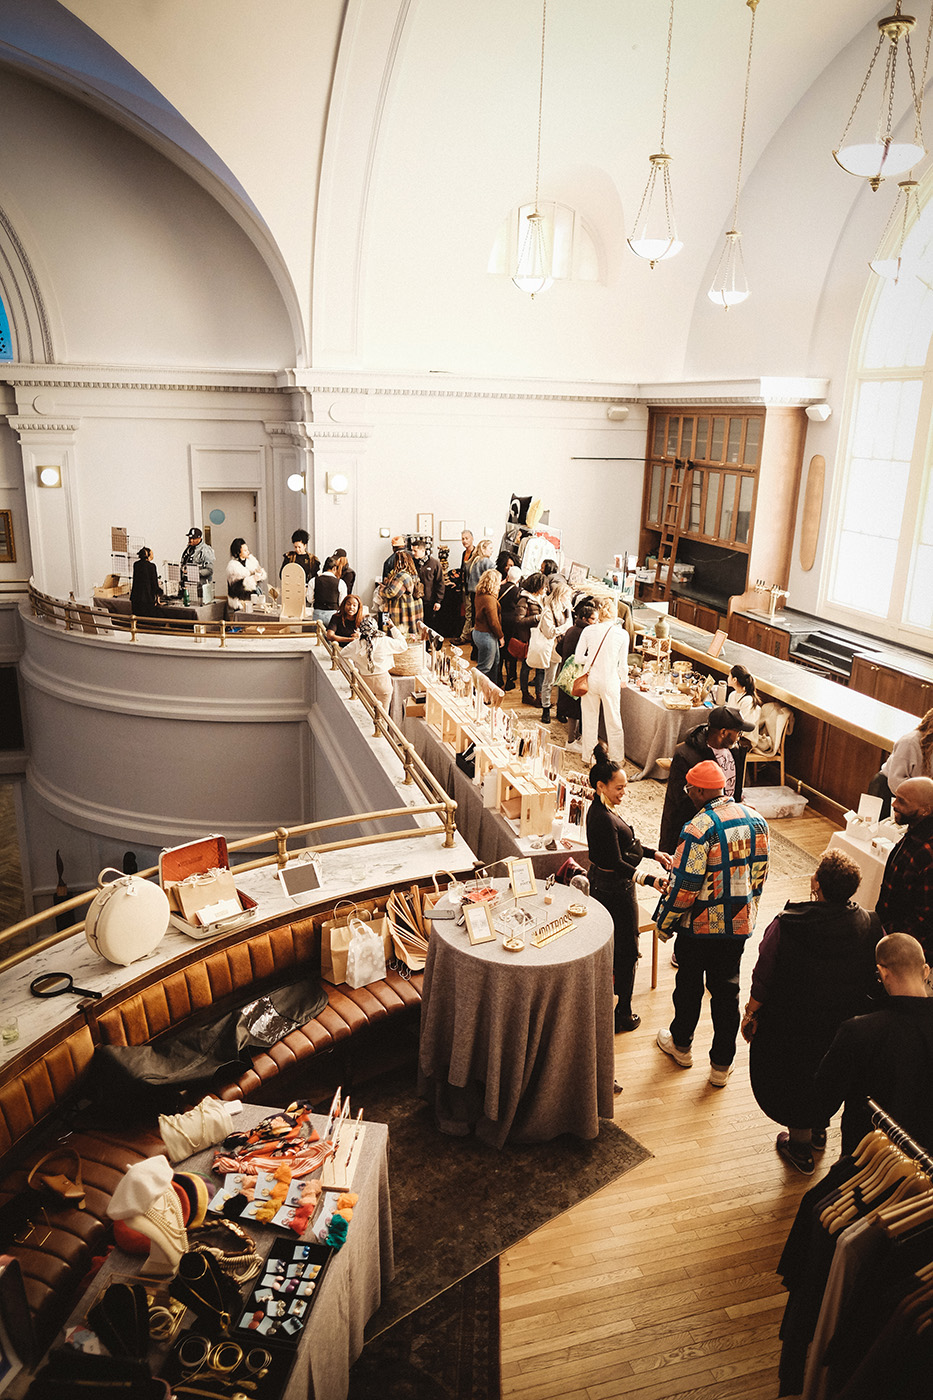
[555,654,584,695]
[345,919,388,988]
[321,903,391,983]
[526,626,554,670]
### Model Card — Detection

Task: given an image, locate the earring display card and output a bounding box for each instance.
[235,1240,334,1346]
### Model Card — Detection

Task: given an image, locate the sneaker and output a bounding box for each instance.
[708,1063,733,1088]
[565,739,583,752]
[776,1131,815,1175]
[656,1029,692,1067]
[811,1129,827,1152]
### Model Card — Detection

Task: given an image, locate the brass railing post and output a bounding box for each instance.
[275,826,290,867]
[444,804,457,847]
[401,743,414,784]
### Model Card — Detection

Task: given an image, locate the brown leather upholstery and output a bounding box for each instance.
[0,894,427,1351]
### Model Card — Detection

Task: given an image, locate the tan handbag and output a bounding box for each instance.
[571,628,610,698]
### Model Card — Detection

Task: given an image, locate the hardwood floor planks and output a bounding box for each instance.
[500,803,840,1399]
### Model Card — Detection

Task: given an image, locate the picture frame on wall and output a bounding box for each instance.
[568,561,588,588]
[0,511,15,565]
[416,512,434,537]
[439,520,465,541]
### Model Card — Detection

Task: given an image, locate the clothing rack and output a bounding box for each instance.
[867,1097,933,1177]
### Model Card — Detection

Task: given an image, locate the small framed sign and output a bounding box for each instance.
[278,855,322,901]
[416,512,434,537]
[440,519,465,541]
[507,856,537,900]
[568,561,588,588]
[463,901,497,944]
[707,629,728,658]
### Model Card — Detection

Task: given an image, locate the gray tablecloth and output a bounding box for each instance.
[402,713,586,871]
[418,881,615,1148]
[620,687,708,779]
[48,1105,392,1400]
[389,673,423,725]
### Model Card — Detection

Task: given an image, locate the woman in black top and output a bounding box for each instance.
[586,744,672,1032]
[130,547,163,617]
[326,593,363,647]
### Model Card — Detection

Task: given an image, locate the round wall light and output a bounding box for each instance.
[37,465,62,488]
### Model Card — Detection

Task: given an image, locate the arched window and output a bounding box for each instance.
[0,298,12,361]
[824,195,933,643]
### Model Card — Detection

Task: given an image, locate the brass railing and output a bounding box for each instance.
[3,591,459,973]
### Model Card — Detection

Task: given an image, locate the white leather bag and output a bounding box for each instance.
[85,868,171,966]
[526,624,555,670]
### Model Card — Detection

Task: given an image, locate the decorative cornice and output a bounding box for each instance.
[7,416,79,434]
[264,421,372,443]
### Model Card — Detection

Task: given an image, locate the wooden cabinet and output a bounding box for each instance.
[671,598,721,633]
[727,612,791,660]
[641,406,806,615]
[785,706,886,815]
[849,655,933,719]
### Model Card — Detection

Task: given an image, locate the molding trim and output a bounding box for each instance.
[7,417,79,435]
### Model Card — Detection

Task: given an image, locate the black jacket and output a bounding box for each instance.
[658,723,748,854]
[416,556,445,609]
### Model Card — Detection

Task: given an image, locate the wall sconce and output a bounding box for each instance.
[607,406,629,421]
[326,472,349,496]
[37,465,62,488]
[286,472,306,493]
[805,403,832,422]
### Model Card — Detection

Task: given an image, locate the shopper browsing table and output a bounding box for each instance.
[576,597,629,764]
[343,616,408,711]
[130,546,163,617]
[586,744,672,1033]
[471,569,503,682]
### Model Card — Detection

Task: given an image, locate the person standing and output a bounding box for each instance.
[309,555,347,624]
[471,569,503,682]
[332,548,355,595]
[743,850,878,1174]
[556,597,597,749]
[225,538,267,610]
[280,528,316,583]
[586,745,673,1033]
[513,571,546,706]
[537,574,573,725]
[411,540,445,616]
[658,706,755,855]
[343,617,408,712]
[575,598,628,764]
[130,546,163,617]
[875,775,933,957]
[867,709,933,818]
[180,527,215,595]
[457,529,478,644]
[812,932,933,1157]
[655,760,770,1086]
[379,550,424,634]
[497,565,522,690]
[382,535,406,579]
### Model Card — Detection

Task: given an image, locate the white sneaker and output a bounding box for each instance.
[565,739,583,752]
[656,1030,693,1068]
[708,1064,733,1088]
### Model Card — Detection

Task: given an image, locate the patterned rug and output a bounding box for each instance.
[348,1260,500,1400]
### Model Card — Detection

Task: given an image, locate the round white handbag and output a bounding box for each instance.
[84,868,171,966]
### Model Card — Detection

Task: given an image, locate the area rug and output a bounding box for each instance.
[348,1260,500,1400]
[331,1063,651,1341]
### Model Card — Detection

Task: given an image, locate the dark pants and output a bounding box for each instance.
[589,872,639,1018]
[520,660,541,701]
[670,934,745,1067]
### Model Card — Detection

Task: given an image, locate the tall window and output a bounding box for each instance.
[824,199,933,644]
[0,299,11,361]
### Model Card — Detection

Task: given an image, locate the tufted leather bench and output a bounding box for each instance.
[0,887,431,1352]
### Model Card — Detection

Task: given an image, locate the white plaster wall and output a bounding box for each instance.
[305,385,648,590]
[0,71,296,368]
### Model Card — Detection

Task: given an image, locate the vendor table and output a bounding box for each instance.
[826,829,889,911]
[620,686,708,780]
[389,673,423,725]
[34,1104,392,1400]
[418,880,615,1148]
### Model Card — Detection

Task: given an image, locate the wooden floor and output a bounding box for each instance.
[499,811,838,1400]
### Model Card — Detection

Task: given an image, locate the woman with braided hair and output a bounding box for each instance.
[342,615,407,711]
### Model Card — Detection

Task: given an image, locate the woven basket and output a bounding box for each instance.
[390,636,426,676]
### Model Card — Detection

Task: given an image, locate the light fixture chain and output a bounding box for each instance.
[920,0,933,102]
[837,36,885,150]
[533,0,547,213]
[659,0,676,150]
[731,2,759,227]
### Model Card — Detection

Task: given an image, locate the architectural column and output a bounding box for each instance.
[9,415,81,598]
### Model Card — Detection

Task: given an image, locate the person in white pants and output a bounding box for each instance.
[576,598,629,764]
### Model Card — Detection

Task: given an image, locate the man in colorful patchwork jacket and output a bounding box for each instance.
[654,760,770,1087]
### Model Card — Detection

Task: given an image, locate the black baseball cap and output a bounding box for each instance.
[187,527,202,539]
[707,704,755,733]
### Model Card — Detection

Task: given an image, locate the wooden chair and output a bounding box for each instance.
[744,700,794,788]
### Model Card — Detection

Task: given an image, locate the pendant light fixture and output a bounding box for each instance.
[834,2,933,191]
[708,0,761,309]
[628,0,682,267]
[869,177,922,280]
[512,0,552,296]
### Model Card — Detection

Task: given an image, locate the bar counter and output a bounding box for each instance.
[632,607,918,816]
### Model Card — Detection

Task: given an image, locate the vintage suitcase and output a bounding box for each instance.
[85,867,171,965]
[159,834,257,940]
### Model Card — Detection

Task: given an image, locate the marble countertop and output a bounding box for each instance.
[633,606,917,749]
[731,605,933,681]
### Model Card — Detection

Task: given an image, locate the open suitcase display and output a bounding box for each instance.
[159,834,257,940]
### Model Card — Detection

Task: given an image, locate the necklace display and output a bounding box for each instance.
[169,1252,237,1336]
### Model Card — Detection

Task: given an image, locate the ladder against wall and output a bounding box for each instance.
[651,459,692,601]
